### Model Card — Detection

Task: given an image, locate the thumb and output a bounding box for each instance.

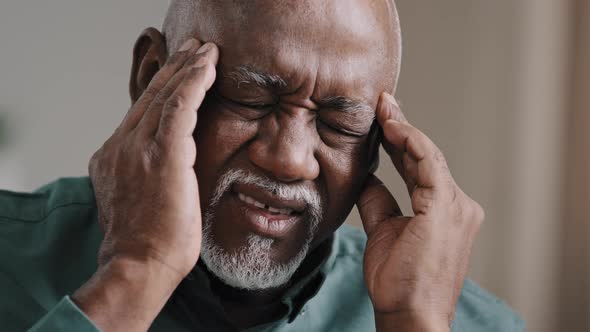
[356,174,402,236]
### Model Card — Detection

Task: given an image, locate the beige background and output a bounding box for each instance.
[0,1,587,331]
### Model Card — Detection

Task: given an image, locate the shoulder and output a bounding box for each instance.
[307,224,374,331]
[331,225,524,331]
[0,177,102,314]
[0,177,100,249]
[0,177,96,223]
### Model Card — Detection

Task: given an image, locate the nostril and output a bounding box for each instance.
[248,131,320,182]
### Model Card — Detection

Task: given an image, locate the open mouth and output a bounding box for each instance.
[230,183,307,237]
[237,193,300,216]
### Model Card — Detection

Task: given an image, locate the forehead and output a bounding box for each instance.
[194,0,398,105]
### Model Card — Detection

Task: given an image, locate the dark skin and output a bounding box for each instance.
[164,0,397,278]
[135,1,397,327]
[72,1,483,331]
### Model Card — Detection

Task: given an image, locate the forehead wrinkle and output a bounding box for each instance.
[223,65,288,89]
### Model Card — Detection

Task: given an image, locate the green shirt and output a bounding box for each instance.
[0,177,524,331]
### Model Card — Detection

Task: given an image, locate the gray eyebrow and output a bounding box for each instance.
[319,96,376,121]
[223,65,288,89]
[223,66,375,121]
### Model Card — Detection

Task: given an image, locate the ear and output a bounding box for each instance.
[129,27,168,104]
[367,121,382,174]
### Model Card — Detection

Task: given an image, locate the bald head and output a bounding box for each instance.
[162,0,402,90]
[126,0,405,294]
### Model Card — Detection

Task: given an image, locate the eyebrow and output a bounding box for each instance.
[318,96,375,121]
[223,65,375,120]
[224,65,288,89]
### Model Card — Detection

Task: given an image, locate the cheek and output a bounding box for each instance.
[194,102,258,206]
[313,143,371,239]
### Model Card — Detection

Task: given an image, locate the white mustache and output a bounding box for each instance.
[201,168,323,290]
[209,169,322,222]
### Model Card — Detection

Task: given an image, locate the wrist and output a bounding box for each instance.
[375,310,450,332]
[72,256,184,331]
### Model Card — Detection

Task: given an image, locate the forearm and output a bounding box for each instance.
[375,311,450,332]
[72,257,182,332]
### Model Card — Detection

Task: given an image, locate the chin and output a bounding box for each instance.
[197,168,323,290]
[200,212,313,290]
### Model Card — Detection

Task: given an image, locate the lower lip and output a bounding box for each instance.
[232,194,301,238]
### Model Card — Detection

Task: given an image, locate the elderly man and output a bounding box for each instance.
[0,1,523,331]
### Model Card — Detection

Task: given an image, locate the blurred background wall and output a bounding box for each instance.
[0,1,587,331]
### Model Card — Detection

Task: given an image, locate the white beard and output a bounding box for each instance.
[199,169,321,290]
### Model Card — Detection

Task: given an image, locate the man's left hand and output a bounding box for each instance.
[357,93,485,332]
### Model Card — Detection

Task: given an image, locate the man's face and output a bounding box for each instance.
[170,0,398,289]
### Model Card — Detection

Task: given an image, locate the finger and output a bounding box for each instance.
[379,93,449,193]
[356,174,403,236]
[376,93,419,194]
[119,38,202,133]
[376,92,407,126]
[155,43,219,145]
[382,119,450,191]
[138,42,219,137]
[376,93,405,177]
[402,152,419,194]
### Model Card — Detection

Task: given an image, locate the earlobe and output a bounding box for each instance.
[129,27,168,104]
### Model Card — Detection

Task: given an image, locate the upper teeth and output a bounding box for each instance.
[238,193,295,215]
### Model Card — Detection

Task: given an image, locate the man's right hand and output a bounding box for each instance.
[72,38,219,332]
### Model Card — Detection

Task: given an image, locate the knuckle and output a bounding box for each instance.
[405,134,417,153]
[186,54,210,68]
[142,141,162,168]
[156,122,173,141]
[411,188,435,214]
[165,94,186,110]
[184,67,204,83]
[165,51,186,66]
[187,58,216,79]
[147,80,179,110]
[472,202,485,224]
[148,98,166,114]
[460,197,485,231]
[186,64,215,87]
[202,61,217,78]
[185,141,197,159]
[159,83,178,101]
[154,124,174,146]
[141,86,161,102]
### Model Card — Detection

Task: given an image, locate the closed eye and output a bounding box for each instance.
[229,99,275,110]
[317,119,367,138]
[211,89,275,110]
[210,89,274,121]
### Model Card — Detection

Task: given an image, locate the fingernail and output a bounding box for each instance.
[178,38,197,52]
[196,43,212,55]
[383,92,399,108]
[377,93,393,124]
[384,93,407,123]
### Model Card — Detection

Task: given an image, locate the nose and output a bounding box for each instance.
[248,111,320,183]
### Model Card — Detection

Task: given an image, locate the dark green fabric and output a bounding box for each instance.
[0,177,525,331]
